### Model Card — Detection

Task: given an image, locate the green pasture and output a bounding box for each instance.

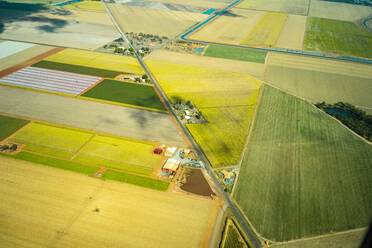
[0,151,99,175]
[102,170,170,191]
[32,61,122,78]
[305,17,372,58]
[82,79,166,111]
[204,45,267,63]
[78,135,161,170]
[9,122,94,155]
[0,115,29,141]
[234,85,372,241]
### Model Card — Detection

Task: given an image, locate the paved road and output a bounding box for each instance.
[102,1,262,247]
[180,0,372,65]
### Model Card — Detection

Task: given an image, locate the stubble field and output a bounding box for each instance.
[275,14,307,50]
[237,0,309,15]
[0,156,213,248]
[234,85,372,241]
[265,52,372,114]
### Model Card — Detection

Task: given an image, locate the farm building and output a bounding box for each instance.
[153,148,163,155]
[165,146,177,157]
[162,158,180,174]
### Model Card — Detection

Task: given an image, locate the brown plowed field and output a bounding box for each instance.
[180,168,215,197]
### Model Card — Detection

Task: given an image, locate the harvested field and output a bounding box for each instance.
[146,59,261,166]
[275,14,307,50]
[145,49,265,79]
[0,66,103,95]
[234,85,372,241]
[309,0,372,22]
[190,9,264,44]
[0,8,119,50]
[237,0,309,15]
[0,44,53,71]
[62,0,105,12]
[0,115,29,141]
[107,4,205,37]
[0,156,213,247]
[304,17,372,58]
[265,52,372,114]
[203,45,267,63]
[32,60,122,78]
[241,12,288,47]
[0,86,185,146]
[82,79,166,111]
[180,168,215,197]
[45,48,144,74]
[271,229,366,248]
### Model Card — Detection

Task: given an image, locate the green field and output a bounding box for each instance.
[305,17,372,58]
[203,46,267,63]
[76,134,162,170]
[9,122,160,176]
[187,106,255,166]
[0,115,29,141]
[102,170,169,192]
[32,61,122,78]
[82,79,166,111]
[221,218,251,248]
[234,86,372,241]
[9,122,94,156]
[0,151,99,175]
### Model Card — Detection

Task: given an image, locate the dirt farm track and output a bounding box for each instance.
[0,86,185,146]
[0,156,214,248]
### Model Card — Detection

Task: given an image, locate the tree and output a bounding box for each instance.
[142,74,148,80]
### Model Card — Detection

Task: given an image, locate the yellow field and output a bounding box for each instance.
[241,12,288,47]
[188,106,256,166]
[9,122,93,154]
[145,49,266,79]
[107,4,205,38]
[63,0,105,12]
[45,49,144,74]
[0,156,213,248]
[146,60,261,108]
[190,9,265,44]
[146,58,261,166]
[78,135,163,169]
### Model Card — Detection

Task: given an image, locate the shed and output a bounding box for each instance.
[153,148,163,155]
[162,158,180,174]
[165,146,177,157]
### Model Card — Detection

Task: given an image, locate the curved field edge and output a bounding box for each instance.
[234,85,372,242]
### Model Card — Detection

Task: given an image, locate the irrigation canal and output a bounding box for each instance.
[180,0,372,65]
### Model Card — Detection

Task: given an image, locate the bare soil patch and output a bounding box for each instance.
[180,168,215,197]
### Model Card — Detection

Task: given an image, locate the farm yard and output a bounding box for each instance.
[265,52,372,114]
[107,4,205,38]
[234,85,372,241]
[0,156,214,248]
[0,66,103,96]
[240,12,287,47]
[146,58,261,166]
[81,79,166,112]
[0,86,185,147]
[304,17,372,58]
[237,0,310,15]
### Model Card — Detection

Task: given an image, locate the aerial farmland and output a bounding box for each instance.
[0,0,372,247]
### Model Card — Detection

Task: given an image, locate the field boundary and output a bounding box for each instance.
[231,84,264,197]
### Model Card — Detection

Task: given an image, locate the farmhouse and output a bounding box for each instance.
[162,158,180,174]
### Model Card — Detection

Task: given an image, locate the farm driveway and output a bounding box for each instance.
[0,86,185,146]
